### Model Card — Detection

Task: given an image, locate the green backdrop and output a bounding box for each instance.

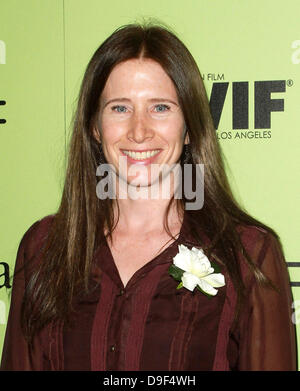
[1,0,299,367]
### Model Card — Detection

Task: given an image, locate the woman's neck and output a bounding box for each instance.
[111,197,183,235]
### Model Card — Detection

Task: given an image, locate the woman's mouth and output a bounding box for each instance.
[120,149,161,164]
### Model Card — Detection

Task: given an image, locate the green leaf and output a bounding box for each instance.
[168,264,184,281]
[176,281,183,290]
[211,261,221,274]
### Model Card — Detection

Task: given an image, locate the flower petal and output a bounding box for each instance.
[193,259,213,276]
[181,272,201,291]
[178,244,190,253]
[201,273,225,288]
[173,245,192,272]
[197,278,218,296]
[191,247,205,257]
[191,247,210,262]
[173,253,190,272]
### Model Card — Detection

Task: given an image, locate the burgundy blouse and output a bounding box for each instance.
[0,213,297,371]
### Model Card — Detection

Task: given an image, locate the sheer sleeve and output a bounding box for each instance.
[237,231,297,371]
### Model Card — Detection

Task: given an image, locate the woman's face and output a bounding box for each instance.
[95,58,188,188]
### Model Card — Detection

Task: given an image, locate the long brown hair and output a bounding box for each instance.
[21,22,279,343]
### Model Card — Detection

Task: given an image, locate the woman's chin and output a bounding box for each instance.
[127,176,160,188]
[115,173,167,199]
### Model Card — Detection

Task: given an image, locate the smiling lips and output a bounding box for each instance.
[121,149,161,162]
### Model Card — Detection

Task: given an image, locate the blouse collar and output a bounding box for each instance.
[93,208,211,285]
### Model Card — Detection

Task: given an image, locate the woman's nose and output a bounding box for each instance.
[127,111,154,143]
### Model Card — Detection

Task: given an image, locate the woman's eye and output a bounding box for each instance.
[154,104,170,113]
[111,105,128,113]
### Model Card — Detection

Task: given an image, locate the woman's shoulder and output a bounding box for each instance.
[234,222,285,273]
[235,222,278,258]
[236,222,269,239]
[234,222,286,286]
[18,214,56,259]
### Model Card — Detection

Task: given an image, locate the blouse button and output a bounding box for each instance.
[119,289,125,296]
[110,345,116,352]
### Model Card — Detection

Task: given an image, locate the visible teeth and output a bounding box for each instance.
[122,150,160,160]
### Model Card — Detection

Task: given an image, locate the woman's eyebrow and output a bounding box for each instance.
[148,98,179,105]
[103,97,130,108]
[103,97,179,107]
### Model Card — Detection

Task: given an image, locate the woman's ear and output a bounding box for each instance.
[93,126,101,143]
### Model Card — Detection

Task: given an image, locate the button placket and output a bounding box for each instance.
[107,287,128,362]
[119,289,125,296]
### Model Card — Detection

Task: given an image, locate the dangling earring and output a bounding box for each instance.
[182,125,191,164]
[98,143,106,165]
[183,143,192,164]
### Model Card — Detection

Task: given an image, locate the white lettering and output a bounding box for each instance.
[291,300,300,324]
[0,300,6,324]
[96,159,205,210]
[103,375,137,388]
[291,40,300,65]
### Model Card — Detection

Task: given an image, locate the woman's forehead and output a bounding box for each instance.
[101,58,178,100]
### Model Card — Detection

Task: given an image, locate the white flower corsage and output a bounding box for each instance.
[168,244,225,297]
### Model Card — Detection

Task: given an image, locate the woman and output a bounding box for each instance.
[1,23,297,371]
